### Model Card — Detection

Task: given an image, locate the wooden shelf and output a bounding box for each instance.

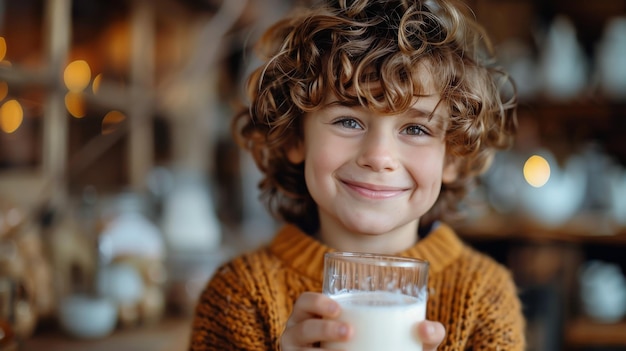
[565,317,626,348]
[518,100,626,119]
[456,212,626,245]
[458,213,626,350]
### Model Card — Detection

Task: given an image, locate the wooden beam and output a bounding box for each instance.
[42,0,71,207]
[128,0,155,191]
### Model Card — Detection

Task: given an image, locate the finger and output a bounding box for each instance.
[287,292,341,326]
[283,318,352,346]
[417,320,446,351]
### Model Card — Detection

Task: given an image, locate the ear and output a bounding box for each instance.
[442,155,459,184]
[286,142,305,164]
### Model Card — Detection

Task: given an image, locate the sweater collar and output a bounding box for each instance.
[268,222,465,283]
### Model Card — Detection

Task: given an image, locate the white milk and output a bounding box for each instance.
[323,291,426,351]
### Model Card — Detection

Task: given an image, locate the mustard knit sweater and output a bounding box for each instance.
[189,223,526,350]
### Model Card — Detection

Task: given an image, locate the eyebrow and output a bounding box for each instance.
[406,107,447,130]
[407,107,437,119]
[323,100,361,109]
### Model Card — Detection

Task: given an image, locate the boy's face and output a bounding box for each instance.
[289,74,458,252]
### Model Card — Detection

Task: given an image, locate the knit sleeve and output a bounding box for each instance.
[470,266,526,351]
[188,261,275,351]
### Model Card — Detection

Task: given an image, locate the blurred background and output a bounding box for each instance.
[0,0,625,350]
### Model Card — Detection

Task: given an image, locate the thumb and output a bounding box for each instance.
[417,320,446,351]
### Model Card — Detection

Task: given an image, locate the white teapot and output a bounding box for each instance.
[579,260,626,323]
[519,149,587,227]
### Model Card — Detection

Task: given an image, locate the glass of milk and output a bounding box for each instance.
[322,252,429,351]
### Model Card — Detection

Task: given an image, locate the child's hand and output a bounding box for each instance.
[417,320,446,351]
[280,292,446,350]
[280,292,352,349]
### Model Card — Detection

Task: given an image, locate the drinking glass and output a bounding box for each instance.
[322,251,429,351]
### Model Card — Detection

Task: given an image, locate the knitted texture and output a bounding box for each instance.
[189,223,526,350]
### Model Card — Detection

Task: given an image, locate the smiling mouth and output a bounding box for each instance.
[341,180,408,199]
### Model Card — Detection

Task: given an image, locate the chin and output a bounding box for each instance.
[343,220,399,236]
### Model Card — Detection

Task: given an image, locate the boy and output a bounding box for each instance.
[189,0,525,350]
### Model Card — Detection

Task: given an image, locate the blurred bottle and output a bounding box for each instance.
[596,16,626,101]
[160,169,222,253]
[538,15,588,101]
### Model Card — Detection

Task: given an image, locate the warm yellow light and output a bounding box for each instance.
[523,155,551,188]
[0,37,6,61]
[92,73,103,94]
[64,60,92,92]
[0,82,8,101]
[65,92,86,118]
[0,100,24,134]
[102,110,126,135]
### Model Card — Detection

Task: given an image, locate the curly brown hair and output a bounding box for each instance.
[232,0,517,234]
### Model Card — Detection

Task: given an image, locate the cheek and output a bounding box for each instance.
[303,138,353,197]
[407,152,446,186]
[305,146,341,187]
[305,136,350,171]
[303,151,340,211]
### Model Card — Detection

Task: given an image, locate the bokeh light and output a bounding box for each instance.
[102,110,126,135]
[65,92,86,118]
[64,60,92,92]
[0,82,8,101]
[0,99,24,134]
[92,73,103,94]
[0,37,6,61]
[523,155,551,188]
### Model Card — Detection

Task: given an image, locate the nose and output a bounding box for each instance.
[356,130,400,172]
